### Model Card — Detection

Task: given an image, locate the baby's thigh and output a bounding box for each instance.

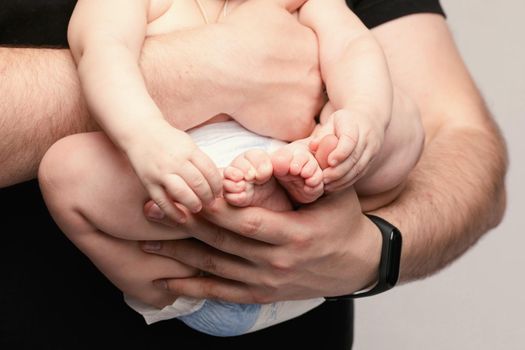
[39,132,175,241]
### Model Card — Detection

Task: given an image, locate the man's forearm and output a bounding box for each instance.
[375,116,507,281]
[1,4,324,188]
[0,31,224,188]
[370,14,508,282]
[0,47,91,187]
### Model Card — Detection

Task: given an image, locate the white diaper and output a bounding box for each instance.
[186,120,286,168]
[124,121,325,335]
[125,296,325,336]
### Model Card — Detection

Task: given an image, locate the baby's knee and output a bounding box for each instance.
[39,134,92,194]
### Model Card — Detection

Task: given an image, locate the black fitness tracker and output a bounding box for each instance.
[326,214,402,300]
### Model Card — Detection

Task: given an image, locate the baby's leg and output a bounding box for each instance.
[271,141,324,204]
[312,89,425,199]
[223,143,324,207]
[39,132,191,241]
[38,132,197,307]
[223,149,291,209]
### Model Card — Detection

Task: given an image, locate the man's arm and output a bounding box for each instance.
[0,47,90,188]
[370,14,507,280]
[0,0,323,188]
[299,0,424,196]
[140,14,507,301]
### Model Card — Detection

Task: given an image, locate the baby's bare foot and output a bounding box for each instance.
[223,149,279,207]
[271,143,324,204]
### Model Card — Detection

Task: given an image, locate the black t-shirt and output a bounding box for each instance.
[0,1,444,349]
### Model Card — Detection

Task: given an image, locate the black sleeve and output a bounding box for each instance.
[1,0,445,47]
[346,0,446,28]
[0,0,76,47]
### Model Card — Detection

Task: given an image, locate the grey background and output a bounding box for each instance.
[354,0,525,349]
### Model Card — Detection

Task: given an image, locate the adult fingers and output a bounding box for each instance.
[201,200,301,245]
[155,276,258,304]
[144,206,275,263]
[180,213,277,263]
[142,238,260,284]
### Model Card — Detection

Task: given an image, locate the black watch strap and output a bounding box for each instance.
[326,214,402,300]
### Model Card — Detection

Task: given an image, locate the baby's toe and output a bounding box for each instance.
[223,178,246,194]
[289,152,310,176]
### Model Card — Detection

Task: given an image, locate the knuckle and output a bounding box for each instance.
[169,186,189,200]
[251,290,273,304]
[269,256,293,273]
[239,214,263,237]
[258,274,282,293]
[206,202,222,215]
[349,153,359,166]
[290,232,312,248]
[202,280,222,300]
[153,196,169,210]
[190,176,206,189]
[201,255,219,274]
[210,227,228,249]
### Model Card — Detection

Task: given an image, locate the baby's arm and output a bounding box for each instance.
[68,0,222,221]
[313,91,424,197]
[299,0,397,190]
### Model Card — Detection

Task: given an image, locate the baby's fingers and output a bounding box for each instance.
[325,146,376,192]
[328,133,358,167]
[163,173,203,213]
[323,154,357,186]
[325,162,372,193]
[190,153,223,199]
[178,162,219,209]
[148,185,188,223]
[329,117,360,167]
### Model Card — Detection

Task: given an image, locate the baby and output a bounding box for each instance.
[40,0,423,337]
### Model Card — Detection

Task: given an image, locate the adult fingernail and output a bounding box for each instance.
[191,204,203,213]
[153,280,168,290]
[142,241,161,251]
[147,204,165,220]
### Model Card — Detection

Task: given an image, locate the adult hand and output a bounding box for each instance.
[142,0,324,139]
[142,188,382,303]
[215,0,325,141]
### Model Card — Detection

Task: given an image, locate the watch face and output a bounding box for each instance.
[386,229,402,286]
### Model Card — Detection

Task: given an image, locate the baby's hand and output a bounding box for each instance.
[310,108,384,192]
[126,122,222,223]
